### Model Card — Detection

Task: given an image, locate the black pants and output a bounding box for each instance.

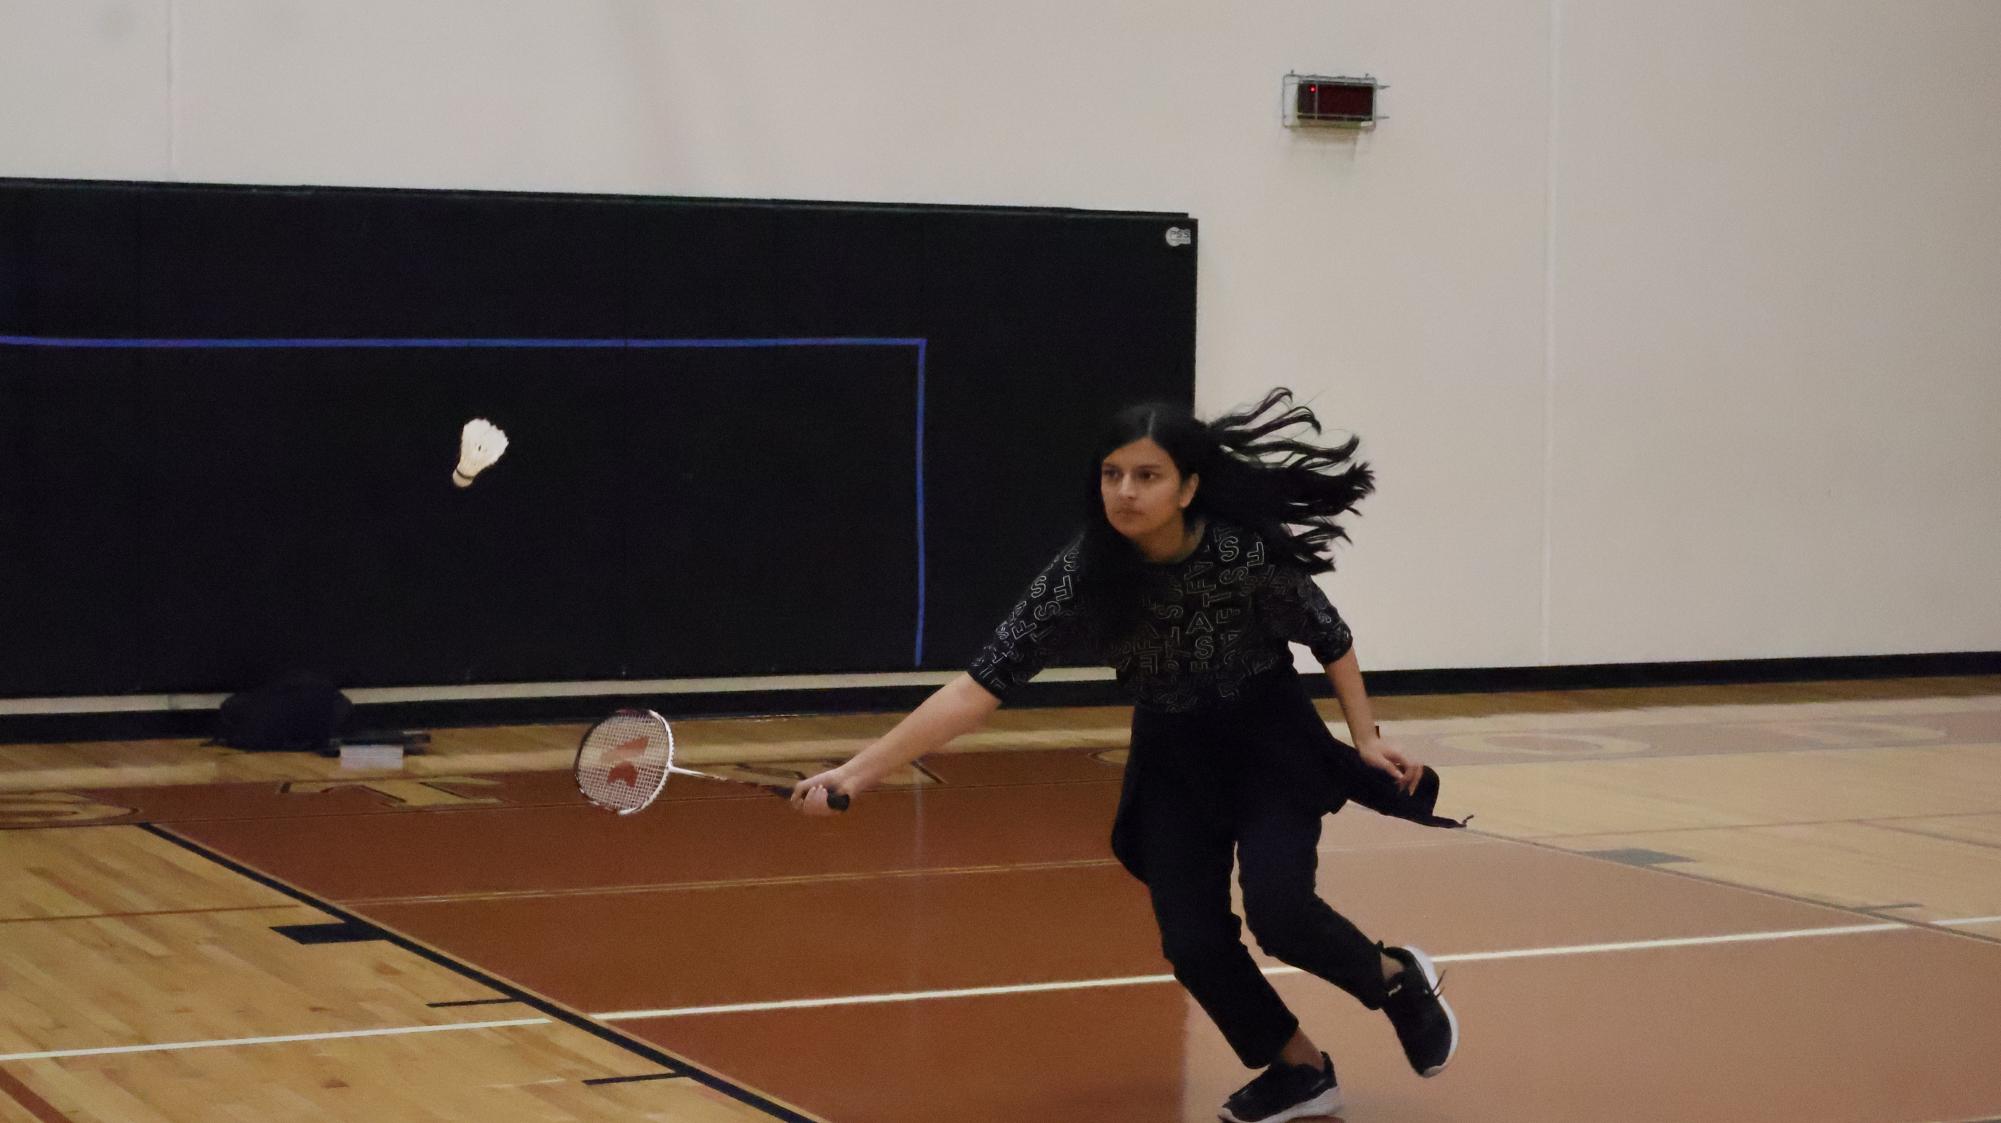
[1118,671,1390,1069]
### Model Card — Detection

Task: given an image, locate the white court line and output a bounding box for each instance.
[0,1017,551,1063]
[596,917,1994,1021]
[598,974,1182,1020]
[19,922,1999,1056]
[1425,923,1901,963]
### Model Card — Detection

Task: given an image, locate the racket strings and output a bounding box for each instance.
[576,712,673,812]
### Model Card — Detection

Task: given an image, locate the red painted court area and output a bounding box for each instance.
[42,746,2001,1122]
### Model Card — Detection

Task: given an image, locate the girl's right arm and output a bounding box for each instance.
[792,540,1083,815]
[789,673,1001,815]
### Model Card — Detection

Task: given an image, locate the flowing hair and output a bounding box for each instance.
[1076,387,1374,645]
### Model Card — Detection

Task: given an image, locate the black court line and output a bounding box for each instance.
[426,997,523,1009]
[582,1073,687,1086]
[272,919,384,945]
[1577,847,1688,867]
[139,822,823,1123]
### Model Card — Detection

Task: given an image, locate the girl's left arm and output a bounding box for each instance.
[1326,644,1422,795]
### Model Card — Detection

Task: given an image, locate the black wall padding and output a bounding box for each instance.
[0,178,1195,696]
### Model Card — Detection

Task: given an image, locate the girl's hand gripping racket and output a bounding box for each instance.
[574,708,849,814]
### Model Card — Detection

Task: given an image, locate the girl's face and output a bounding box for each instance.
[1100,438,1198,542]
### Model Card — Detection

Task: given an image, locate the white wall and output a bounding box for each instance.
[1548,1,2001,663]
[3,0,1996,673]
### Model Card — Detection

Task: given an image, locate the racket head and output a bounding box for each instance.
[574,708,674,814]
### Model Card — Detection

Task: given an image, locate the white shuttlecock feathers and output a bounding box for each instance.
[453,418,509,488]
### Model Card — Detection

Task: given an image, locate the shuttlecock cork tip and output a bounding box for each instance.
[454,418,509,487]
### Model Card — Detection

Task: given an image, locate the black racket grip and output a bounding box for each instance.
[765,784,851,812]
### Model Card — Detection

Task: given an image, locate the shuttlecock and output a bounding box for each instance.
[453,419,508,488]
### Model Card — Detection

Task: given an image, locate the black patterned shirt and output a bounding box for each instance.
[967,519,1354,712]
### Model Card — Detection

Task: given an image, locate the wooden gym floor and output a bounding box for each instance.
[3,674,1999,1121]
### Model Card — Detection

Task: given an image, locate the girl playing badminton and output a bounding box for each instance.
[792,388,1460,1123]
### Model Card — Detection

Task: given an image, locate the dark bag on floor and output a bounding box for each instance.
[212,672,353,752]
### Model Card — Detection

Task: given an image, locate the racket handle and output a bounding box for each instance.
[765,784,851,812]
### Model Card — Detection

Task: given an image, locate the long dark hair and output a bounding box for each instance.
[1077,387,1374,643]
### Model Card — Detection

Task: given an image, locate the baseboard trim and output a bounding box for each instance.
[2,651,1995,744]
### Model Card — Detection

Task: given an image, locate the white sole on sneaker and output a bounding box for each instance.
[1399,945,1459,1077]
[1217,1085,1342,1123]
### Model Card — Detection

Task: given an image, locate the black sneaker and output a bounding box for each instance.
[1219,1051,1341,1122]
[1382,944,1458,1076]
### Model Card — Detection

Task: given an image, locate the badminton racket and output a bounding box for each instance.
[573,708,849,814]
